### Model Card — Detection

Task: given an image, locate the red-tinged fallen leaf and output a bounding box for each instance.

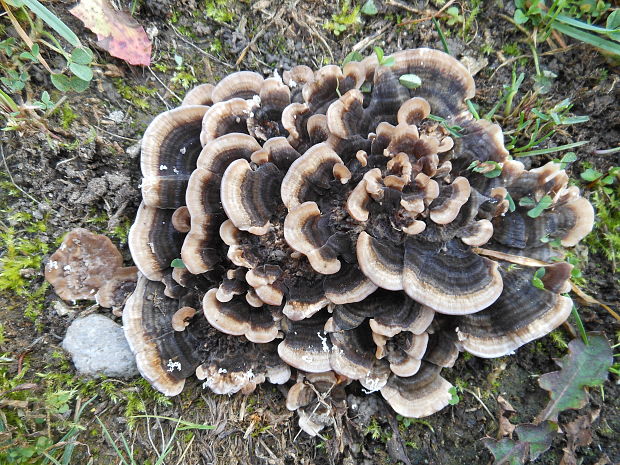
[69,0,151,66]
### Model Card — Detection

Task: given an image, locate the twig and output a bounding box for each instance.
[571,282,620,322]
[397,0,456,26]
[94,126,140,142]
[174,434,195,465]
[473,247,548,266]
[1,144,55,213]
[384,0,424,14]
[462,387,494,419]
[351,24,391,53]
[489,44,578,81]
[290,11,334,63]
[236,8,284,67]
[147,67,182,103]
[170,25,233,69]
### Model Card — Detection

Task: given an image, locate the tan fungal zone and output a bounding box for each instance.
[116,47,595,437]
[47,228,138,307]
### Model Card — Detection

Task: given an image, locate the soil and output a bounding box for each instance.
[1,1,618,464]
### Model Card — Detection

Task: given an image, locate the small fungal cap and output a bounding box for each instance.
[172,306,197,331]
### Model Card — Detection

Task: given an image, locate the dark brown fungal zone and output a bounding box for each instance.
[126,48,594,431]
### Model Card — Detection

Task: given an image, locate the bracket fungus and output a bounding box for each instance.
[123,48,594,434]
[46,228,138,312]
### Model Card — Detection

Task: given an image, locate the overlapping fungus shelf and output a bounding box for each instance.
[122,48,594,435]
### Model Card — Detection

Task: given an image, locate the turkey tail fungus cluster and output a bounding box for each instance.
[124,48,594,435]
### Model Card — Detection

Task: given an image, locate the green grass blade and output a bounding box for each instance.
[40,451,63,465]
[96,417,130,465]
[571,305,589,345]
[21,0,81,47]
[515,140,589,157]
[131,415,214,430]
[552,22,620,56]
[154,421,181,465]
[555,14,620,34]
[432,17,450,55]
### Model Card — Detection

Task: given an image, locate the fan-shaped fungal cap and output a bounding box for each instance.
[454,264,573,357]
[46,228,125,302]
[121,47,595,433]
[172,306,197,331]
[381,363,453,418]
[95,266,139,309]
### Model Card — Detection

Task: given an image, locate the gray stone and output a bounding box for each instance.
[62,314,138,378]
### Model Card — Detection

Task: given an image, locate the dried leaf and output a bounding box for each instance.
[536,333,612,422]
[69,0,151,66]
[560,409,600,465]
[498,415,516,438]
[483,421,558,465]
[497,395,516,414]
[496,395,517,438]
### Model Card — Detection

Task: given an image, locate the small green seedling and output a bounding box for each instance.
[374,47,395,66]
[519,195,553,218]
[531,267,546,290]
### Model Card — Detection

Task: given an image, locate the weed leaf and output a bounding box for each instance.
[69,62,93,81]
[482,438,528,465]
[483,421,558,465]
[536,333,612,422]
[361,0,377,16]
[515,422,559,461]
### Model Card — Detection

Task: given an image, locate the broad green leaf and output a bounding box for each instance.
[526,195,552,218]
[580,167,603,181]
[483,422,559,464]
[448,386,459,405]
[607,9,620,40]
[505,192,516,212]
[171,258,186,268]
[607,9,620,30]
[373,46,384,62]
[482,438,528,465]
[342,50,363,66]
[361,0,378,16]
[69,62,93,81]
[399,73,422,89]
[537,333,613,422]
[69,76,90,92]
[51,73,71,92]
[514,422,559,461]
[382,56,395,66]
[514,9,529,25]
[71,47,94,64]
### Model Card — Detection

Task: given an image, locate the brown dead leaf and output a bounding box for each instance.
[593,454,611,465]
[496,395,517,438]
[102,64,125,78]
[499,415,516,439]
[69,0,151,66]
[560,409,601,465]
[0,399,29,409]
[497,395,516,414]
